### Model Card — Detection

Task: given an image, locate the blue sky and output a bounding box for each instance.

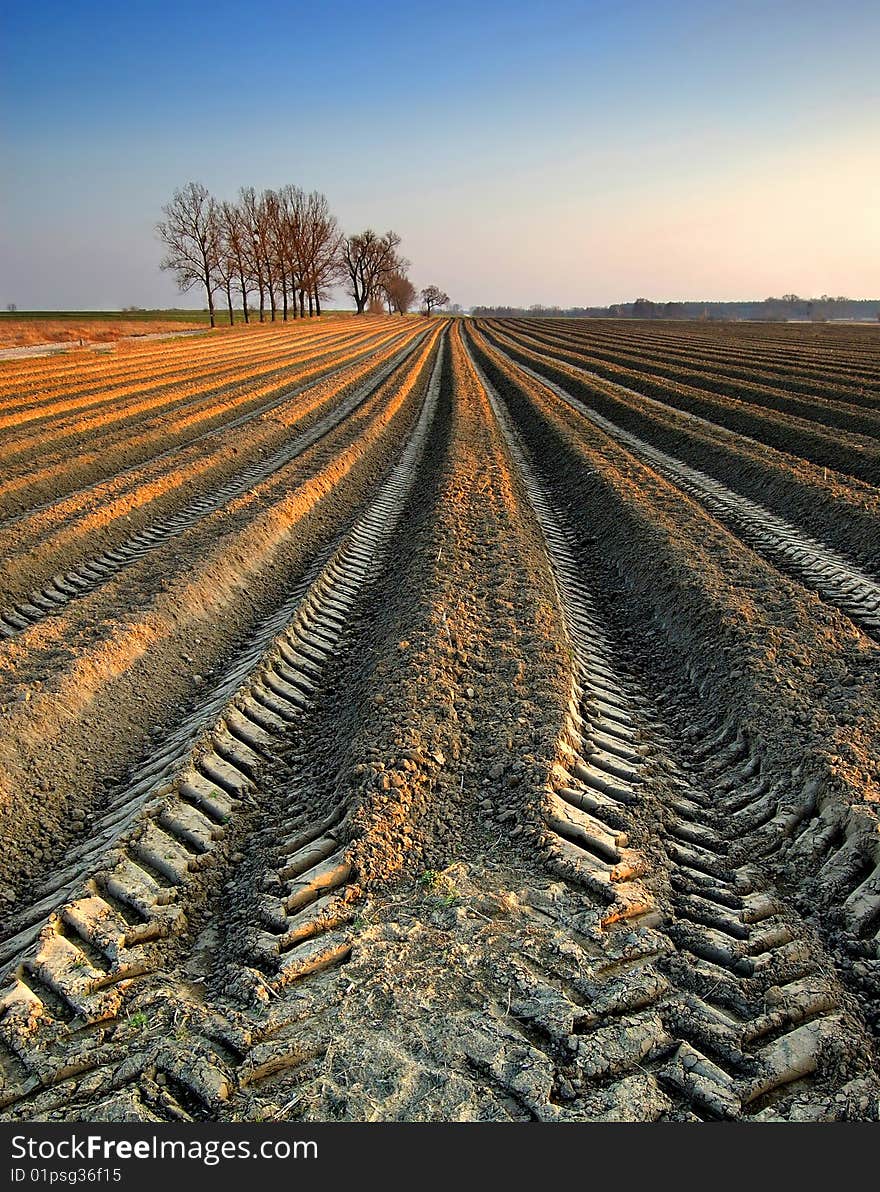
[2,0,878,308]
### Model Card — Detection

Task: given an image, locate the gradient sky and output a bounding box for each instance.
[2,0,878,309]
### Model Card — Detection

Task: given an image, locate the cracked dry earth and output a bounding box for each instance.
[1,315,880,1123]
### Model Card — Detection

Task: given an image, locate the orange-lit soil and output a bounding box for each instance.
[0,317,878,1123]
[0,319,204,349]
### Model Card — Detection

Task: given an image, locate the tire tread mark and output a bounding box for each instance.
[463,329,873,1121]
[0,333,429,640]
[0,332,446,1108]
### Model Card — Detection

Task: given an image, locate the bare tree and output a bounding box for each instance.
[158,181,354,324]
[384,273,417,315]
[420,285,449,316]
[157,182,221,327]
[212,241,237,325]
[304,192,342,316]
[288,185,311,318]
[254,190,279,321]
[340,231,377,315]
[341,229,405,314]
[231,185,343,322]
[263,188,292,320]
[218,200,251,323]
[238,187,268,322]
[279,184,306,319]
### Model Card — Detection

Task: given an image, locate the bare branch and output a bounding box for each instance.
[156,181,221,327]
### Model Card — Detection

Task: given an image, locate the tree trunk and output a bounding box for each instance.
[314,287,321,316]
[308,290,313,317]
[206,281,215,328]
[238,271,249,323]
[258,285,265,323]
[299,289,306,318]
[290,279,298,318]
[226,281,234,325]
[278,265,288,321]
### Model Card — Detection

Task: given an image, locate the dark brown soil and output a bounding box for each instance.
[1,318,878,1124]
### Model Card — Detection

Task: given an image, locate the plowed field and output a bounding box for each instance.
[1,316,879,1123]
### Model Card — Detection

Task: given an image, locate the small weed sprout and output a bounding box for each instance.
[419,869,460,906]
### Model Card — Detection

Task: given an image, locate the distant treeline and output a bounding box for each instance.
[472,296,880,321]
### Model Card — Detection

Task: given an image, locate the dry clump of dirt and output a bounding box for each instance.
[266,863,611,1123]
[1,863,640,1124]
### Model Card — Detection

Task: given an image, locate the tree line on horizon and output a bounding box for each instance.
[472,295,880,321]
[156,181,449,326]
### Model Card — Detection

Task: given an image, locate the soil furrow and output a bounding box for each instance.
[478,329,880,638]
[0,329,413,554]
[0,328,443,911]
[0,332,447,1117]
[0,326,413,520]
[0,328,377,457]
[487,322,880,485]
[0,333,428,636]
[480,324,880,576]
[465,324,880,988]
[526,319,880,406]
[531,319,880,390]
[463,333,880,1121]
[509,321,880,436]
[0,324,365,426]
[3,315,879,1124]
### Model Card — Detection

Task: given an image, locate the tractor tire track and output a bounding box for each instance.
[462,334,880,1121]
[0,326,409,522]
[0,332,428,640]
[0,333,448,1117]
[486,322,880,485]
[479,329,880,638]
